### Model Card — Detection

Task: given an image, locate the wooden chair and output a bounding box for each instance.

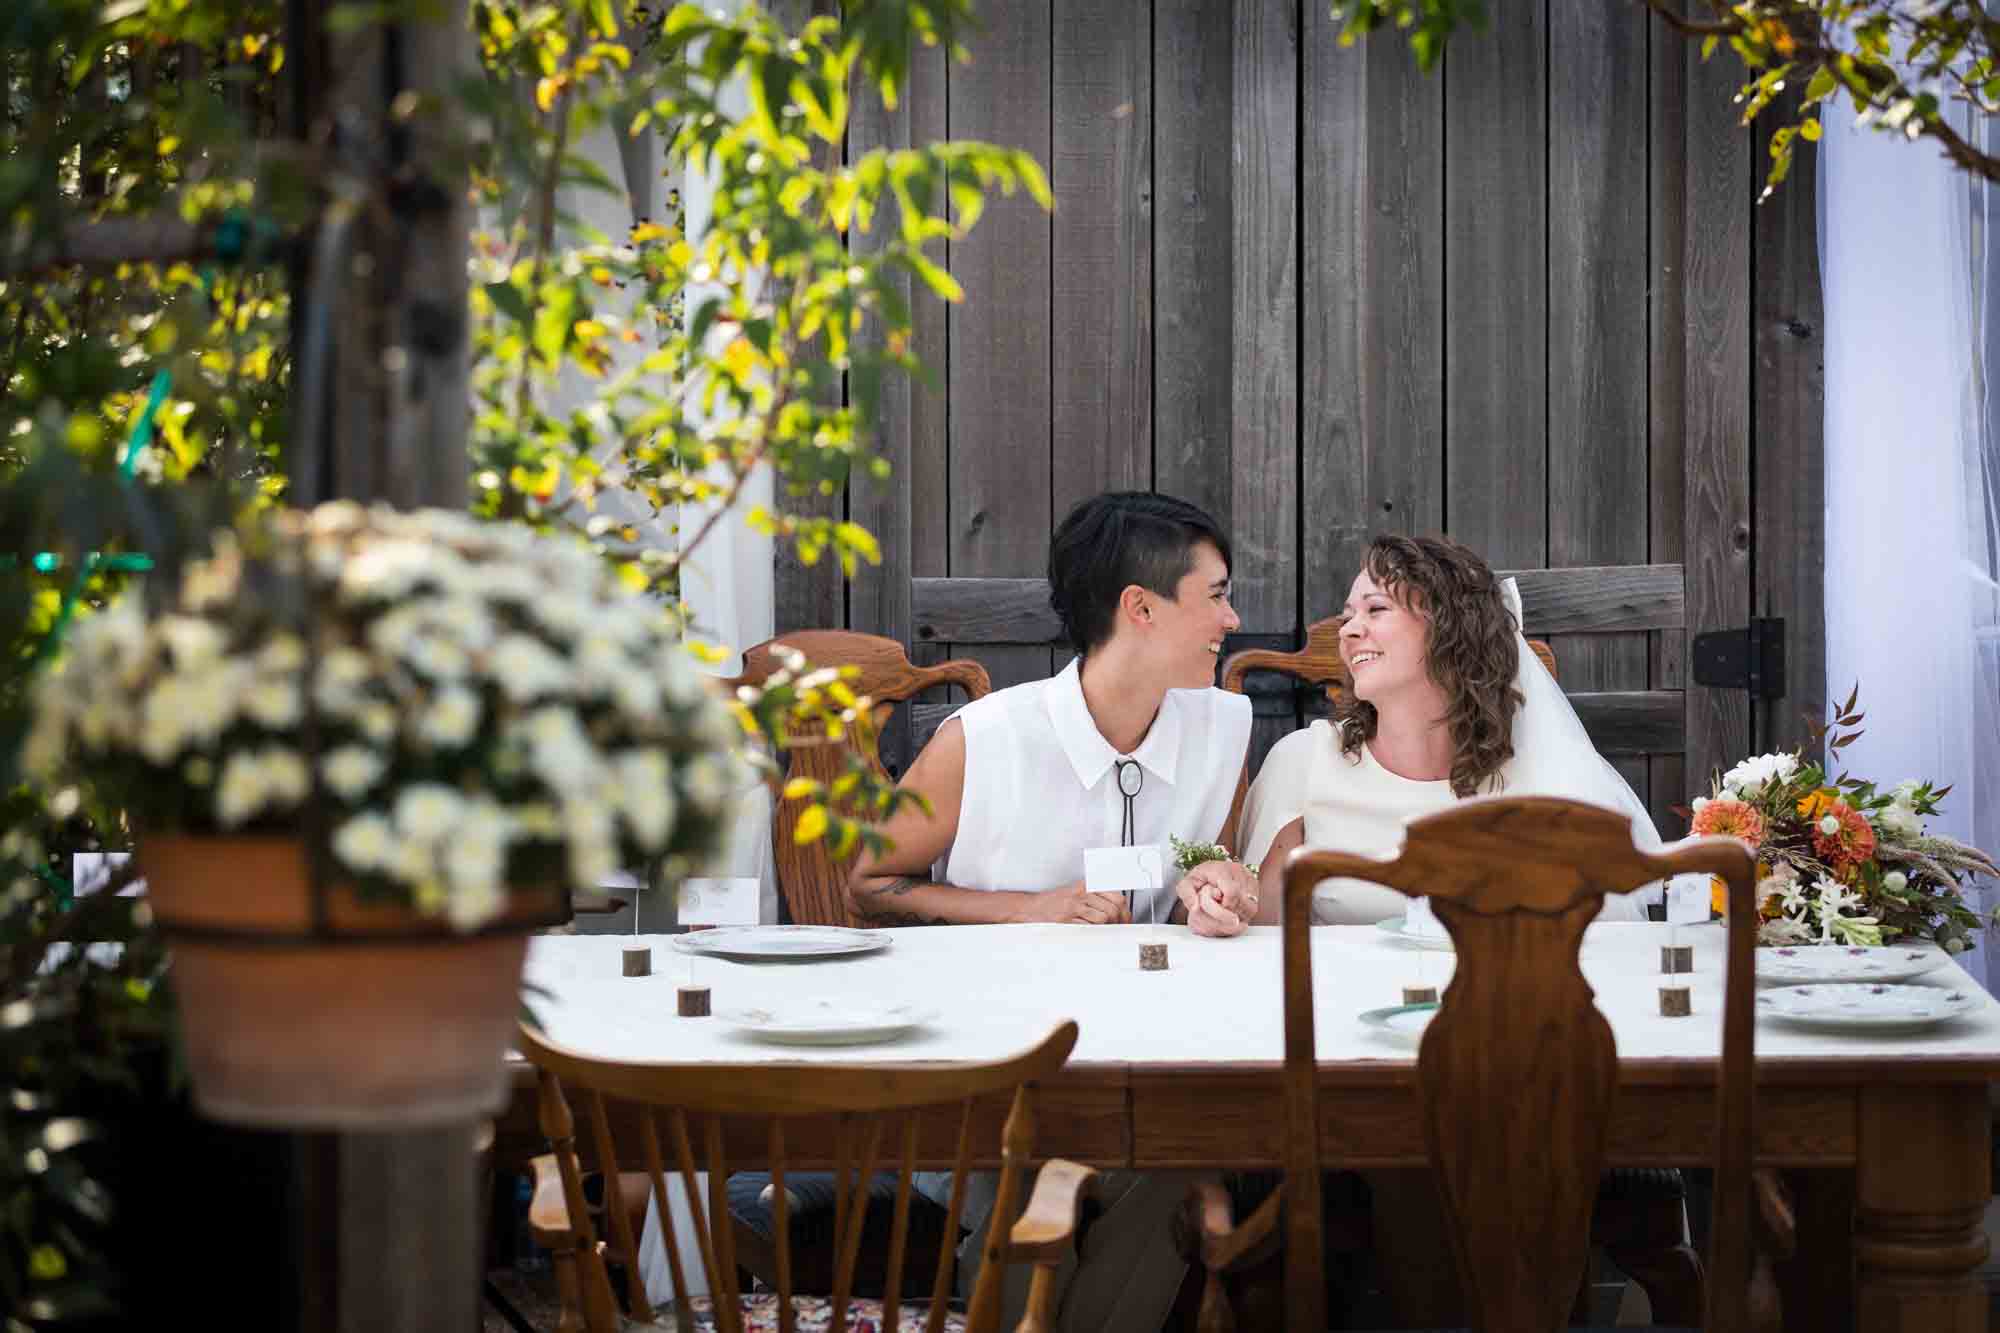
[1228,798,1764,1331]
[1210,622,1711,1326]
[518,1018,1095,1333]
[727,630,991,927]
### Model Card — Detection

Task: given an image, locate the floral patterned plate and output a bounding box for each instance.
[1754,945,1948,986]
[669,925,892,961]
[718,998,938,1045]
[1756,983,1971,1033]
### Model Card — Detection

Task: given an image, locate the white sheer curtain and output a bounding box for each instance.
[563,31,781,1309]
[1820,102,2000,988]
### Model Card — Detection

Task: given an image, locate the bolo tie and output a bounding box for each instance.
[1115,758,1147,923]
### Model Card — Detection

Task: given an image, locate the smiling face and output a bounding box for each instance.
[1338,567,1431,705]
[1138,540,1239,690]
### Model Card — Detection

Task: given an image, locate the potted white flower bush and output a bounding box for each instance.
[19,500,741,1128]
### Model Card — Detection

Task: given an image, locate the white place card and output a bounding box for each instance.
[1666,877,1710,926]
[1083,844,1166,895]
[1404,894,1446,937]
[678,877,760,926]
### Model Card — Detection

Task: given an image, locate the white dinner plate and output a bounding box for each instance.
[1374,916,1455,952]
[1358,1002,1439,1044]
[718,998,938,1045]
[668,925,891,962]
[1755,944,1949,986]
[1756,983,1972,1034]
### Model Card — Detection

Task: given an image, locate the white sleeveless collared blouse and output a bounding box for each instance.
[939,658,1252,922]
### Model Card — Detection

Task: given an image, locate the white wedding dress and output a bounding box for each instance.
[1239,579,1667,922]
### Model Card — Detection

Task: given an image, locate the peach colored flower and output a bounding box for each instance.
[1810,800,1877,870]
[1692,797,1766,849]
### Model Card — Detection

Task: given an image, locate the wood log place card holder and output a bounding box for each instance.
[1658,878,1707,1016]
[1083,842,1168,972]
[677,984,711,1017]
[622,946,651,977]
[1401,895,1443,1005]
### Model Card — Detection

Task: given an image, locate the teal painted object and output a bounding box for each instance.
[24,362,170,665]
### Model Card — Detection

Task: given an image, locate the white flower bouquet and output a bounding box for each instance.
[20,502,741,930]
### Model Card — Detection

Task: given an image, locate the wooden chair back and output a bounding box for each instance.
[1278,798,1759,1332]
[517,1019,1079,1333]
[1221,615,1558,702]
[728,630,991,926]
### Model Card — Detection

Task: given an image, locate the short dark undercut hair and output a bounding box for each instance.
[1047,492,1232,658]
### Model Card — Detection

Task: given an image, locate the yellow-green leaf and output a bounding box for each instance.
[782,777,819,800]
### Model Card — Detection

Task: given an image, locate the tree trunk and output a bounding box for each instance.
[285,3,478,1331]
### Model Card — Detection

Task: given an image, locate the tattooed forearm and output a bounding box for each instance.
[853,906,953,927]
[853,876,951,925]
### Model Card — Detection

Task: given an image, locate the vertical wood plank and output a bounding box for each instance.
[1231,0,1300,771]
[1548,0,1651,809]
[1648,16,1689,836]
[1752,97,1827,755]
[1052,0,1150,507]
[772,0,845,635]
[1679,31,1754,805]
[1443,0,1548,568]
[849,30,948,771]
[1152,0,1233,522]
[908,42,950,620]
[948,0,1052,689]
[1301,16,1444,620]
[848,40,913,653]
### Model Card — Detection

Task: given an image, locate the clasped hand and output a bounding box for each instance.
[1174,859,1259,938]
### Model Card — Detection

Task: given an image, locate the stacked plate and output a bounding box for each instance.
[1754,945,1967,1034]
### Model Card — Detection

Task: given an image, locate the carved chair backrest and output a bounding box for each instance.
[1220,615,1559,702]
[727,631,991,926]
[517,1019,1079,1333]
[1277,798,1758,1332]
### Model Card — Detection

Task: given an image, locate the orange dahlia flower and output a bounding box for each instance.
[1692,797,1767,849]
[1809,799,1877,870]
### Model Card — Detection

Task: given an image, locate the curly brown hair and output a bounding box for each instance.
[1330,534,1524,797]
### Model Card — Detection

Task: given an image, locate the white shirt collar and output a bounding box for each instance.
[1045,657,1182,790]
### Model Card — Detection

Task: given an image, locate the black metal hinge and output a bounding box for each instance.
[1691,618,1787,699]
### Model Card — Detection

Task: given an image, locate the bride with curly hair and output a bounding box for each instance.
[1234,532,1654,924]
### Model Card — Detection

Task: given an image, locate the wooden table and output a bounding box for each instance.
[505,925,2000,1332]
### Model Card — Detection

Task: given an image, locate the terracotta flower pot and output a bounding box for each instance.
[139,834,565,1130]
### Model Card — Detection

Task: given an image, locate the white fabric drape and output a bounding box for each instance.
[1820,102,2000,988]
[561,17,780,1309]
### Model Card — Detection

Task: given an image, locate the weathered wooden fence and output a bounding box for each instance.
[776,0,1826,838]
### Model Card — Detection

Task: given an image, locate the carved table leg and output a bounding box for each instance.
[1854,1084,1991,1333]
